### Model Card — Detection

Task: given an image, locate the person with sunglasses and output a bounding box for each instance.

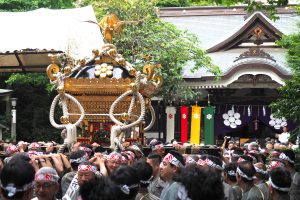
[33,167,60,200]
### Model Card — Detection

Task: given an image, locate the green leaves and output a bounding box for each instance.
[271,8,300,133]
[0,0,74,11]
[79,0,219,103]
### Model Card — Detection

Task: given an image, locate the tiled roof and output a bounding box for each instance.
[161,8,299,80]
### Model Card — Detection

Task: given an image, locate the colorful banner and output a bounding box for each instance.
[190,106,201,144]
[180,106,189,144]
[165,106,177,142]
[203,106,215,145]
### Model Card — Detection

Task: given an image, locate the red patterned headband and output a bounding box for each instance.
[125,151,135,160]
[204,158,223,171]
[197,159,206,166]
[108,152,122,162]
[163,153,184,168]
[35,173,59,182]
[186,157,197,165]
[78,164,97,173]
[237,157,246,163]
[268,161,285,171]
[6,145,18,155]
[29,143,40,150]
[79,146,92,153]
[151,144,164,151]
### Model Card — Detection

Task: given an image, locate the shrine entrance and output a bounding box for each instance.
[225,118,276,139]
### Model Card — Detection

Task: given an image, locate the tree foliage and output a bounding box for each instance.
[0,0,74,11]
[271,8,300,134]
[5,74,62,142]
[78,0,221,103]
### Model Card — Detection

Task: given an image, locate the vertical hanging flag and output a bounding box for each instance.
[190,105,201,145]
[203,106,215,145]
[165,106,176,142]
[180,106,189,144]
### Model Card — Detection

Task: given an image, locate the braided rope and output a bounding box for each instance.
[49,93,85,129]
[144,105,156,131]
[109,72,146,131]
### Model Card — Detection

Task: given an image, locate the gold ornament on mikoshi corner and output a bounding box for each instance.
[98,14,138,43]
[46,54,60,82]
[142,62,163,87]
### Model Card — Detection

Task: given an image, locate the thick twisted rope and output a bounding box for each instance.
[49,93,84,129]
[109,72,146,130]
[144,105,156,131]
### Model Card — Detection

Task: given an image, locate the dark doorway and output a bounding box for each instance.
[226,119,276,139]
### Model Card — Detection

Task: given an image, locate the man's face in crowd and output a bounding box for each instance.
[46,143,54,153]
[228,143,234,150]
[154,148,165,157]
[77,171,96,186]
[106,159,121,174]
[266,143,273,150]
[35,180,59,200]
[160,159,176,182]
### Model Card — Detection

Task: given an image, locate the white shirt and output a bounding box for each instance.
[278,132,290,144]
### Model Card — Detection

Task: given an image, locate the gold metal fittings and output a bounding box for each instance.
[60,116,70,124]
[46,63,60,82]
[94,63,114,78]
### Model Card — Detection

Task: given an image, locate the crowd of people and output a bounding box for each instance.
[0,136,298,200]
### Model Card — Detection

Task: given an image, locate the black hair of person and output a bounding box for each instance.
[269,167,292,195]
[80,176,121,200]
[0,159,35,199]
[224,162,237,182]
[147,153,162,164]
[132,160,153,188]
[110,165,140,200]
[281,149,295,166]
[9,153,30,163]
[69,150,87,170]
[180,165,224,200]
[94,146,109,154]
[79,143,94,156]
[237,161,256,183]
[207,155,223,167]
[233,148,244,155]
[239,155,253,163]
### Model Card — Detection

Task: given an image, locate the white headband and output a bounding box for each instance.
[119,184,139,195]
[236,167,255,180]
[78,164,97,173]
[0,181,35,197]
[70,153,89,164]
[186,157,197,165]
[140,176,153,184]
[269,177,290,192]
[254,166,268,175]
[163,153,184,168]
[227,170,236,176]
[204,158,223,171]
[279,153,295,164]
[151,144,164,151]
[35,173,59,182]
